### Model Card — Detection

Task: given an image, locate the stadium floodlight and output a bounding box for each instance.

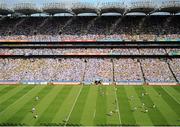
[0,0,13,15]
[72,1,98,15]
[42,0,73,15]
[128,0,156,15]
[160,0,180,14]
[13,0,40,15]
[99,1,125,15]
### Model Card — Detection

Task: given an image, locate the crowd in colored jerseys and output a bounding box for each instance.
[0,58,179,83]
[0,48,179,55]
[0,16,180,41]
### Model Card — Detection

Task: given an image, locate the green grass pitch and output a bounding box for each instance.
[0,85,180,126]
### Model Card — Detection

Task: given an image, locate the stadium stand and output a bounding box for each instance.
[0,57,180,85]
[0,0,180,85]
[0,16,180,41]
[1,48,180,56]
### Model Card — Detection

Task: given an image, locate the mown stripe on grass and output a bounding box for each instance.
[51,86,81,124]
[0,85,8,92]
[116,86,136,126]
[80,86,98,126]
[65,86,83,126]
[114,86,121,125]
[21,86,63,125]
[154,86,180,116]
[134,86,168,126]
[162,86,180,105]
[145,86,179,125]
[67,86,90,125]
[172,86,180,93]
[36,86,72,125]
[94,86,107,126]
[0,86,33,113]
[0,86,17,98]
[0,85,7,90]
[106,86,120,125]
[0,86,12,97]
[0,86,36,122]
[6,86,53,124]
[125,86,153,126]
[0,86,26,104]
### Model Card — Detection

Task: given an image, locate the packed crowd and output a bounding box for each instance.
[168,59,180,82]
[0,58,85,82]
[1,48,179,55]
[84,59,113,82]
[114,59,143,82]
[140,59,175,82]
[0,58,179,83]
[139,48,166,55]
[166,48,180,55]
[0,15,179,84]
[0,48,113,55]
[0,16,180,41]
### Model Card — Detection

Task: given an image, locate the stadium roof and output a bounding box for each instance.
[13,3,40,15]
[100,2,125,15]
[127,1,156,14]
[0,0,180,16]
[0,3,13,15]
[42,3,73,15]
[72,2,98,15]
[159,0,180,14]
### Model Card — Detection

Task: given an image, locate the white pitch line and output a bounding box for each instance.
[64,86,83,126]
[93,109,96,119]
[114,86,122,125]
[92,87,98,124]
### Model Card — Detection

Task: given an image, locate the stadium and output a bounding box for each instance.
[0,0,180,126]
